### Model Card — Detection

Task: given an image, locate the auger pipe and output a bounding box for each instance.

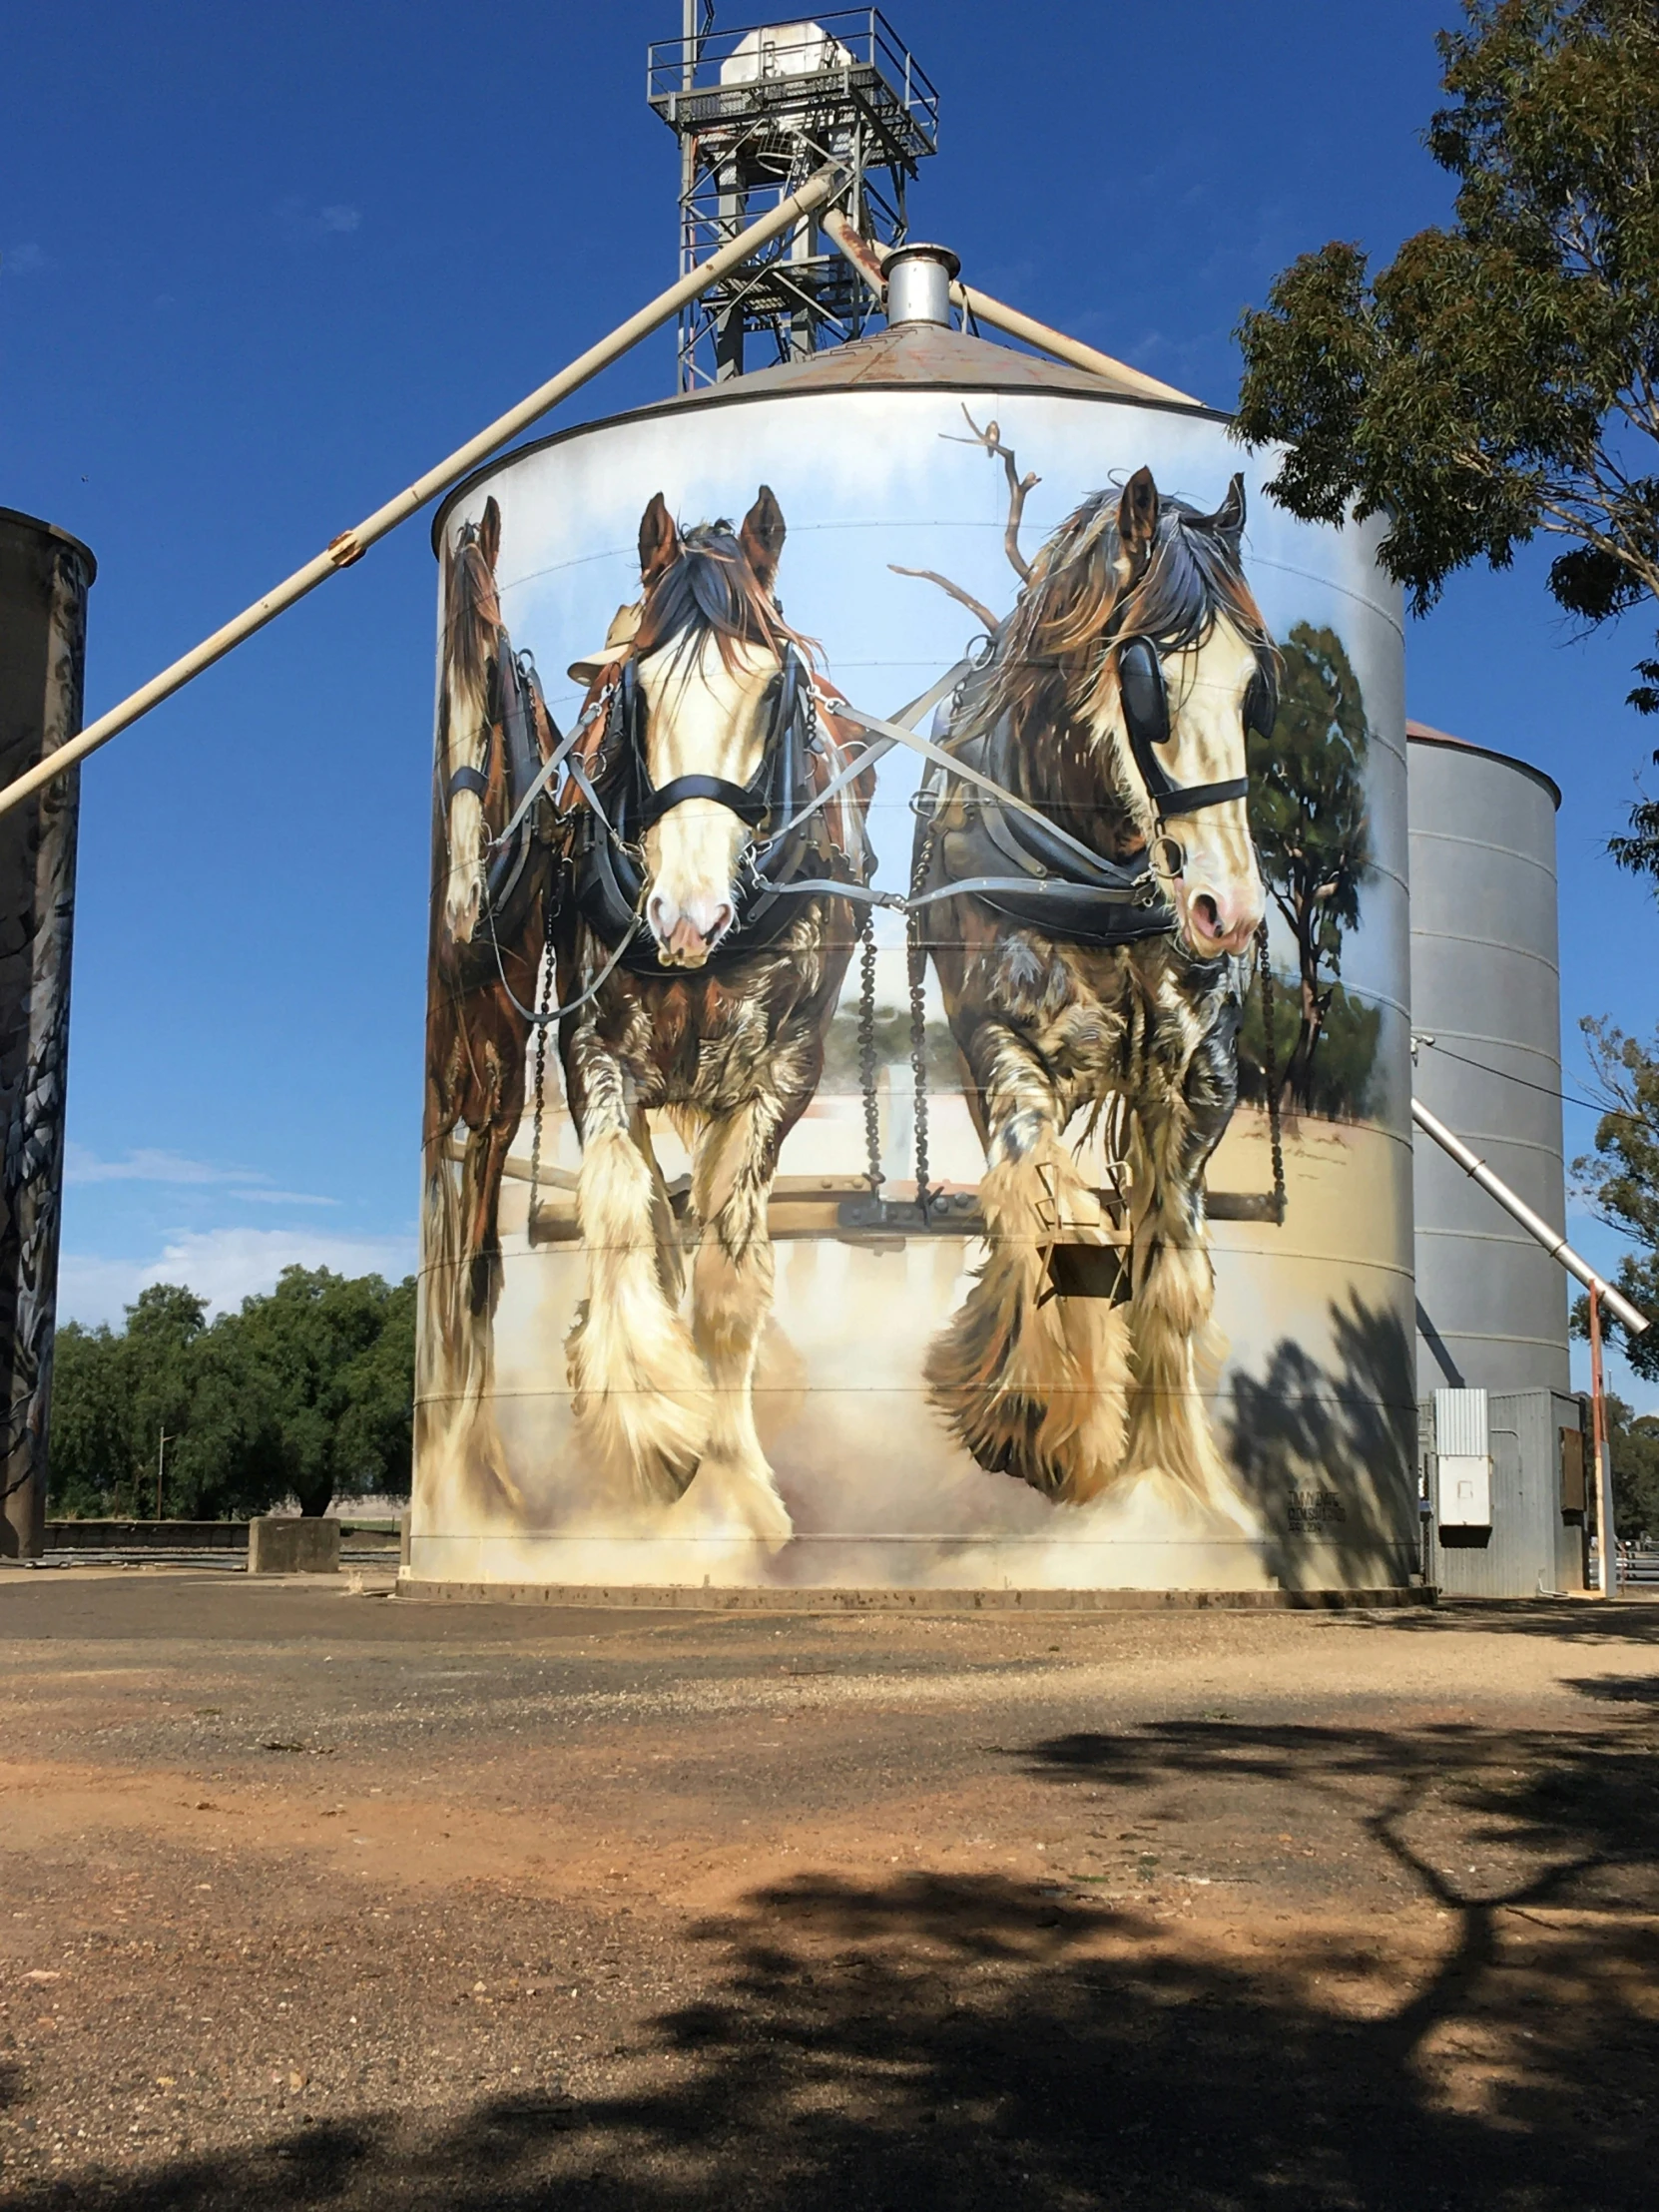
[820,208,1203,409]
[1411,1095,1650,1339]
[0,163,846,828]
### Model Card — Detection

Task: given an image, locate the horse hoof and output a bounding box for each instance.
[674,1458,794,1551]
[944,1390,1073,1500]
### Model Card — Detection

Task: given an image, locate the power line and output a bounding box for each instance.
[1414,1036,1647,1126]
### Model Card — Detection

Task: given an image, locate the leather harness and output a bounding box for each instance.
[909,629,1275,949]
[562,643,871,974]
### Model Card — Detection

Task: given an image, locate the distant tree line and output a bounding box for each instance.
[1605,1395,1659,1544]
[49,1267,416,1521]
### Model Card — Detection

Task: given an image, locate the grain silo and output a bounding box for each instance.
[0,508,94,1561]
[405,16,1419,1599]
[1407,721,1569,1396]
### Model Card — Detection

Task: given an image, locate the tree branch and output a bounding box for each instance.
[887,566,1000,633]
[945,406,1040,581]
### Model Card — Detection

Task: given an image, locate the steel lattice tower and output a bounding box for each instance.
[647,8,938,390]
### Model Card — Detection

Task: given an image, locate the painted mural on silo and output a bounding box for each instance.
[414,386,1414,1592]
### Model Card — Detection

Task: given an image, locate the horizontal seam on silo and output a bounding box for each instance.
[1414,1131,1565,1163]
[1418,1331,1571,1350]
[1415,1225,1567,1246]
[1239,553,1404,635]
[1407,831,1557,877]
[1406,930,1559,974]
[1416,1029,1563,1063]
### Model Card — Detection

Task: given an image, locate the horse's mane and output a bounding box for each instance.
[635,522,818,679]
[443,525,502,707]
[968,488,1277,749]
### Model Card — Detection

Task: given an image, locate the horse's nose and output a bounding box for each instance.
[445,873,482,945]
[648,890,735,965]
[1185,886,1261,957]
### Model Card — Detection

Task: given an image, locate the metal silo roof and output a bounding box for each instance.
[433,323,1225,547]
[651,320,1210,405]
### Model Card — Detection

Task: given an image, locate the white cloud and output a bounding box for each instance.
[58,1226,415,1327]
[227,1188,338,1208]
[66,1144,246,1188]
[65,1144,335,1207]
[276,196,362,242]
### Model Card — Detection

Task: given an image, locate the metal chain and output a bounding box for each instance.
[528,886,556,1227]
[1256,918,1287,1224]
[908,823,938,1222]
[857,913,882,1193]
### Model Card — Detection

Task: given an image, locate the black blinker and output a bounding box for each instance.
[1117,637,1170,752]
[1244,665,1278,739]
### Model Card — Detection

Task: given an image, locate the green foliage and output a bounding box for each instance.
[1234,0,1659,885]
[1238,971,1382,1124]
[47,1267,417,1521]
[1248,622,1376,1111]
[1592,1392,1659,1541]
[1569,1015,1659,1378]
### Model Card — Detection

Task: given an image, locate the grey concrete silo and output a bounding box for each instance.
[1408,722,1569,1396]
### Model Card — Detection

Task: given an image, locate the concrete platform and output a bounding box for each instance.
[395,1577,1435,1613]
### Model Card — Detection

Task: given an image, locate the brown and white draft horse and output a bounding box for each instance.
[915,465,1276,1518]
[422,495,557,1507]
[554,487,871,1545]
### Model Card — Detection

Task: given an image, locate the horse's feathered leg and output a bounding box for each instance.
[566,1047,711,1506]
[1123,981,1250,1519]
[925,1019,1130,1501]
[679,1096,792,1548]
[416,1003,526,1524]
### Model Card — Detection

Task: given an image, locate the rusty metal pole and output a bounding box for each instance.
[1589,1285,1617,1598]
[0,510,95,1561]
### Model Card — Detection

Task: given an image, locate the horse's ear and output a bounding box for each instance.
[1117,467,1159,567]
[740,484,787,590]
[638,492,680,585]
[478,497,502,572]
[1205,473,1247,542]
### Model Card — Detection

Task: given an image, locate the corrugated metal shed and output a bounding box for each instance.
[1422,1388,1587,1597]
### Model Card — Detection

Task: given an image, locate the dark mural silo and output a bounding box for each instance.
[0,510,95,1559]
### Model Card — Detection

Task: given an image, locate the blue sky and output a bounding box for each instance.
[5,1,1655,1396]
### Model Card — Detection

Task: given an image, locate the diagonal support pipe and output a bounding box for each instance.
[821,208,1203,407]
[1410,1095,1649,1337]
[0,163,845,828]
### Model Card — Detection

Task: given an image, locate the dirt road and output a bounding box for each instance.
[1,1571,1656,2209]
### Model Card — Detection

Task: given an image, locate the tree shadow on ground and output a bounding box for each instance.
[15,1709,1659,2211]
[1356,1597,1659,1642]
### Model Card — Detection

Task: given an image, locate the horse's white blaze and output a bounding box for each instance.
[638,635,778,967]
[1156,617,1265,959]
[441,663,489,944]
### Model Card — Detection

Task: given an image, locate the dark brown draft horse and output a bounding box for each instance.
[554,487,871,1544]
[914,464,1275,1517]
[423,495,557,1506]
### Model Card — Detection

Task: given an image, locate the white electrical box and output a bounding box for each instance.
[1433,1388,1492,1527]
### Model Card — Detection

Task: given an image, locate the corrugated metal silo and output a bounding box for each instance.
[1407,722,1569,1396]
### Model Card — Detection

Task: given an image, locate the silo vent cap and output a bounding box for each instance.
[882,244,960,327]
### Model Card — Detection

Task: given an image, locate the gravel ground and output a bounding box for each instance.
[1,1569,1656,2209]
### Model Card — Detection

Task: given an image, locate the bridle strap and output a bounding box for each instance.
[1114,632,1256,823]
[639,774,770,830]
[446,765,489,803]
[1157,775,1251,815]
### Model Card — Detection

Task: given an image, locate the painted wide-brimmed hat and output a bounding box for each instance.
[567,603,642,687]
